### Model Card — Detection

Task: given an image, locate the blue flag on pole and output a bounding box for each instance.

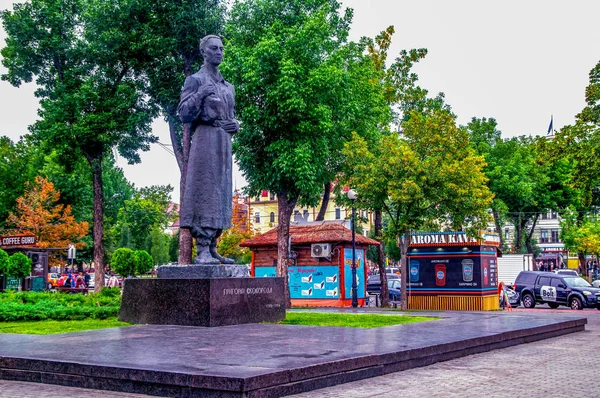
[547,115,553,134]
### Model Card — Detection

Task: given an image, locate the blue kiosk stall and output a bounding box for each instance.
[405,232,501,311]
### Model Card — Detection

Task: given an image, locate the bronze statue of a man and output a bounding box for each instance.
[178,35,239,264]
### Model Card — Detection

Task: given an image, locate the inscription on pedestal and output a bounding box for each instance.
[119,277,285,327]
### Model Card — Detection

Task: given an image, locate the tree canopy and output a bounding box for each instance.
[6,176,88,262]
[225,0,389,304]
[341,108,493,308]
[1,0,158,290]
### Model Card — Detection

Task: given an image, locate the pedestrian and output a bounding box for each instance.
[75,272,86,289]
[64,273,73,288]
[107,273,119,288]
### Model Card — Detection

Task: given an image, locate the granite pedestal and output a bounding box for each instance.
[0,311,587,397]
[119,264,286,327]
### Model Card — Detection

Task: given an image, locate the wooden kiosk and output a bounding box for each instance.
[241,222,380,307]
[406,232,501,311]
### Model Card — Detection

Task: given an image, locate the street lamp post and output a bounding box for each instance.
[347,189,358,308]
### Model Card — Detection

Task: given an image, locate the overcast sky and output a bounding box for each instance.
[1,0,599,204]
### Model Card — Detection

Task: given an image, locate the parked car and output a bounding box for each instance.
[514,270,600,310]
[366,273,400,295]
[86,271,95,288]
[505,287,520,308]
[552,269,578,276]
[388,279,401,302]
[47,272,60,288]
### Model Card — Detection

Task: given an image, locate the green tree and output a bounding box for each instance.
[225,0,387,305]
[465,117,577,257]
[150,228,170,265]
[169,231,179,263]
[1,0,158,291]
[7,252,32,279]
[0,136,42,228]
[118,225,134,250]
[217,229,251,264]
[341,108,493,309]
[134,250,154,275]
[0,249,9,275]
[123,0,226,264]
[550,60,600,268]
[339,25,432,306]
[110,248,135,277]
[561,209,600,265]
[112,185,174,250]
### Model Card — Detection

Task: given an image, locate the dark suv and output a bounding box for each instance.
[514,271,600,310]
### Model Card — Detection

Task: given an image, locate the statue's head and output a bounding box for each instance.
[200,35,224,66]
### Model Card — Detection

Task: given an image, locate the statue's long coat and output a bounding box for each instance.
[177,67,235,235]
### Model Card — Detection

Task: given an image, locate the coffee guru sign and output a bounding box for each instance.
[0,235,36,248]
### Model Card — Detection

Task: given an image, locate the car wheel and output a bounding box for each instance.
[522,293,536,308]
[570,297,583,310]
[548,302,560,309]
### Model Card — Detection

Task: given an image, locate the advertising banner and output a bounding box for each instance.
[255,265,340,299]
[407,246,498,293]
[343,248,365,299]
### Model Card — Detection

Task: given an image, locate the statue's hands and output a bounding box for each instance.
[196,84,216,101]
[220,119,240,134]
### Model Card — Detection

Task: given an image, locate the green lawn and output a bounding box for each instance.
[0,318,131,335]
[0,310,436,335]
[279,312,437,328]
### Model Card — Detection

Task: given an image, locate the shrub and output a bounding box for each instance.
[0,290,121,322]
[134,250,154,275]
[8,252,32,278]
[111,248,135,277]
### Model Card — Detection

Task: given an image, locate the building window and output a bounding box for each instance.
[551,229,560,243]
[270,212,275,223]
[335,208,341,220]
[255,196,260,202]
[255,212,260,224]
[270,192,275,201]
[541,212,548,220]
[303,210,309,220]
[540,229,549,243]
[551,211,558,219]
[505,228,509,240]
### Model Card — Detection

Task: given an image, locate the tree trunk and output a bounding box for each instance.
[492,210,504,250]
[374,209,388,307]
[169,57,196,266]
[513,214,524,254]
[177,122,193,264]
[399,229,410,310]
[277,190,297,309]
[524,213,540,257]
[315,182,331,222]
[87,154,105,292]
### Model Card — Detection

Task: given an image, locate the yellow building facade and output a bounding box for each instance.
[249,191,372,235]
